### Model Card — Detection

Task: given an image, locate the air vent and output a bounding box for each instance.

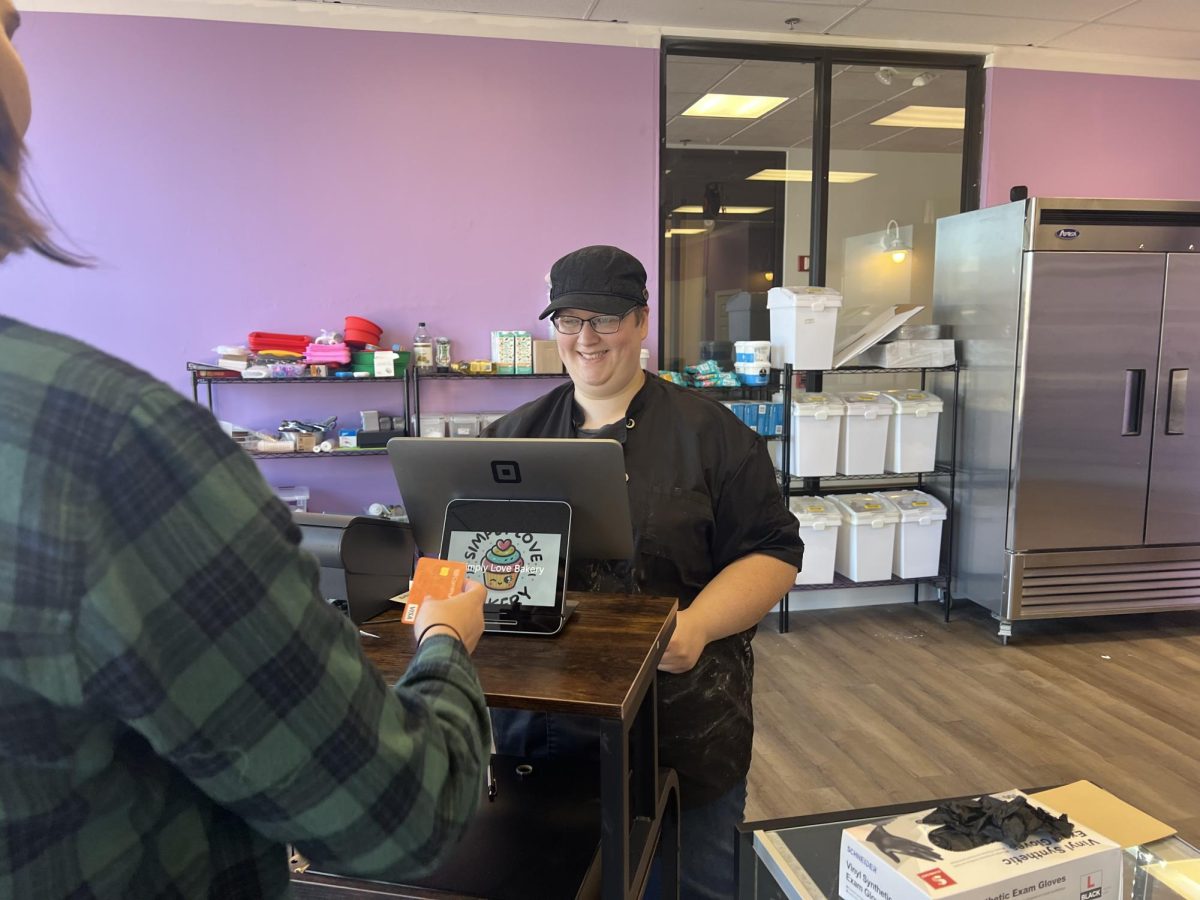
[1017,557,1200,616]
[1039,209,1200,228]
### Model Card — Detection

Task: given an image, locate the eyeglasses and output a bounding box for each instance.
[551,309,636,335]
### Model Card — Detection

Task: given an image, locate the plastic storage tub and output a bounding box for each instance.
[447,414,481,438]
[881,489,947,578]
[881,390,944,473]
[735,361,771,386]
[829,493,900,582]
[777,393,845,477]
[790,496,843,585]
[836,392,892,475]
[767,286,843,370]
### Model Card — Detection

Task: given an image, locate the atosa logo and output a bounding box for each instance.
[1056,228,1081,240]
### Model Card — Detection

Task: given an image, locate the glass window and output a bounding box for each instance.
[661,57,815,372]
[661,48,981,374]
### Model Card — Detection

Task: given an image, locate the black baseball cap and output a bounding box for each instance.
[538,245,649,320]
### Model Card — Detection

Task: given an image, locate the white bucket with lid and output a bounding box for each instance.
[781,393,845,477]
[881,390,944,474]
[790,496,842,585]
[880,489,947,578]
[767,286,842,369]
[828,493,900,582]
[836,392,892,475]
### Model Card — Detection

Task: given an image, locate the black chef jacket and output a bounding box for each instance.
[484,373,804,807]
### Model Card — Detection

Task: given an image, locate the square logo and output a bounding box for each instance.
[1080,871,1103,900]
[491,460,521,484]
[917,868,957,890]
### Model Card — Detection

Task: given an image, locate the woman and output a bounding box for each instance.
[1,5,491,897]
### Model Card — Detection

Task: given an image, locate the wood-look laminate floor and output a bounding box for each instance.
[747,601,1200,844]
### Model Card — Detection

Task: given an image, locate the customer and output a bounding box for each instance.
[0,5,489,898]
[486,244,804,899]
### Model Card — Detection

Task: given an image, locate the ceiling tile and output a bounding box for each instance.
[715,59,817,97]
[665,57,743,93]
[1042,21,1200,57]
[725,98,816,147]
[855,129,963,152]
[667,116,747,145]
[1096,0,1200,30]
[863,0,1126,23]
[666,91,706,117]
[829,7,1078,44]
[350,0,595,16]
[592,0,855,33]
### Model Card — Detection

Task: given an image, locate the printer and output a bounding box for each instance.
[294,512,414,624]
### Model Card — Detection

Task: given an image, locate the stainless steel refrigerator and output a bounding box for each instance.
[934,198,1200,640]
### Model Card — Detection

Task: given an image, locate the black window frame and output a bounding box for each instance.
[658,39,986,365]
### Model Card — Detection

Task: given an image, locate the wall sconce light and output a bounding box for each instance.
[764,271,775,282]
[911,71,934,87]
[875,66,898,86]
[882,219,911,263]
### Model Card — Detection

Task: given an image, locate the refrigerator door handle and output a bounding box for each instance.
[1122,369,1146,436]
[1167,368,1189,435]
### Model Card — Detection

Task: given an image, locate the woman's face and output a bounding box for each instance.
[0,1,30,137]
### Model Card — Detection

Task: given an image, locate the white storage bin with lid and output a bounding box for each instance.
[828,493,900,582]
[881,390,944,473]
[767,286,843,370]
[836,392,892,475]
[789,496,843,585]
[880,490,947,578]
[775,393,845,477]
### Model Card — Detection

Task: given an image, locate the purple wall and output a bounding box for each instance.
[982,66,1200,207]
[4,13,659,513]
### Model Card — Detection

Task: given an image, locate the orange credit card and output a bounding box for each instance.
[402,558,468,625]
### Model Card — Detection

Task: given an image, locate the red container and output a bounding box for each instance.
[344,316,382,338]
[344,327,382,346]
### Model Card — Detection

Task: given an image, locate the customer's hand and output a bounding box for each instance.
[866,825,943,863]
[657,609,708,674]
[415,580,487,654]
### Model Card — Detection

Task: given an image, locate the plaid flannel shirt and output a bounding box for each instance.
[0,316,489,898]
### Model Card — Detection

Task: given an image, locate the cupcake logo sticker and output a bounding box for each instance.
[446,530,561,608]
[482,538,524,591]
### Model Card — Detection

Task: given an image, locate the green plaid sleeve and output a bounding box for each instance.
[74,380,489,879]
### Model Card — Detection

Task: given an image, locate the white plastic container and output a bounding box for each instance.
[783,393,845,477]
[447,414,481,438]
[881,389,944,473]
[790,496,842,585]
[417,414,447,438]
[767,286,843,369]
[735,361,770,386]
[273,485,310,512]
[836,392,892,475]
[881,490,947,578]
[828,493,900,582]
[734,340,772,365]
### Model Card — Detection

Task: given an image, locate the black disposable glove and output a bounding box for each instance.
[922,796,1073,851]
[867,825,944,863]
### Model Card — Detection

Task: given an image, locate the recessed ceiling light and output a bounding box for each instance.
[871,105,965,128]
[672,205,772,214]
[746,169,877,184]
[682,94,789,119]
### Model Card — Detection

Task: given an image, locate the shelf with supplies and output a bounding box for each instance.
[408,367,572,435]
[774,362,959,633]
[187,362,411,459]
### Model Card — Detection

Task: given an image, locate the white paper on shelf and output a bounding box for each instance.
[832,304,924,368]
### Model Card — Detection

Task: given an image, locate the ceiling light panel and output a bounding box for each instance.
[746,169,877,183]
[871,105,965,128]
[672,205,772,214]
[681,94,790,119]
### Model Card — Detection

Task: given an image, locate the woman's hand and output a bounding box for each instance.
[657,608,709,674]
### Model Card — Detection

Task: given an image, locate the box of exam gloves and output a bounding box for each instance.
[839,791,1121,900]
